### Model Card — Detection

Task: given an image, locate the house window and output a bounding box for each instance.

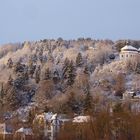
[121,55,123,57]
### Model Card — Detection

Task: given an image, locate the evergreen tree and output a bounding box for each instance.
[14,61,24,73]
[0,83,5,112]
[28,58,36,78]
[0,83,4,100]
[38,50,43,63]
[83,65,89,75]
[53,70,60,83]
[7,87,20,109]
[28,110,35,124]
[7,58,13,68]
[24,66,29,80]
[84,88,93,114]
[4,78,22,109]
[13,73,26,89]
[63,58,70,67]
[43,68,51,80]
[113,103,124,113]
[32,54,38,64]
[66,60,76,86]
[67,92,77,113]
[28,57,33,68]
[7,75,13,85]
[62,58,70,79]
[76,52,83,67]
[35,66,41,83]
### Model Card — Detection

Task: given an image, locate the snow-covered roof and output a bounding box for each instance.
[121,45,138,52]
[16,127,33,135]
[51,114,58,120]
[138,48,140,51]
[73,116,90,123]
[134,94,140,98]
[58,114,71,122]
[44,112,53,121]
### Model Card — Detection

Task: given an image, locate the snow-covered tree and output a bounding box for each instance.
[76,52,83,67]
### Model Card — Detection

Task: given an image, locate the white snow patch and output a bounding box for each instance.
[73,116,90,123]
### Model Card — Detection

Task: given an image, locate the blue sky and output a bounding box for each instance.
[0,0,140,44]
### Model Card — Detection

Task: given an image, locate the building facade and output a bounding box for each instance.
[120,44,140,61]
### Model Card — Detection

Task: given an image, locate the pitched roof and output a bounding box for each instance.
[16,127,33,135]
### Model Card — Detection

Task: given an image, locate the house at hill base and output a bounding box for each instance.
[0,123,13,140]
[33,112,71,140]
[14,127,33,140]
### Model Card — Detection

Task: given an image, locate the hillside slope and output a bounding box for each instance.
[0,39,139,116]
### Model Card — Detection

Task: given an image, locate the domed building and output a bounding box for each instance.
[120,44,139,61]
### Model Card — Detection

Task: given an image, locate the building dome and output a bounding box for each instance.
[121,45,138,52]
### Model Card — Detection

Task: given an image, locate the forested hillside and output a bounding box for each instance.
[0,38,140,116]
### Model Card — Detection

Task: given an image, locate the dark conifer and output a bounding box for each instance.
[84,88,93,114]
[7,58,13,68]
[0,83,4,100]
[44,68,51,80]
[66,60,76,86]
[62,58,70,79]
[35,66,41,83]
[84,65,89,75]
[76,52,83,67]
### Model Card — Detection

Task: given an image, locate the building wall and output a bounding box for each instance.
[120,51,139,61]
